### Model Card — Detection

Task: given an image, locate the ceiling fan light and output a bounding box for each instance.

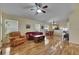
[37,9,42,13]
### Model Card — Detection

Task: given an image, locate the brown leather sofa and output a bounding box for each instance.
[9,31,26,47]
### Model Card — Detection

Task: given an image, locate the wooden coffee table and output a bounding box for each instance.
[33,35,45,43]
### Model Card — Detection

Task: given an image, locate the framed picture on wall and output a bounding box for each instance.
[26,24,30,29]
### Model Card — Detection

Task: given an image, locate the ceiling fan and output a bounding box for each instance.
[30,3,48,15]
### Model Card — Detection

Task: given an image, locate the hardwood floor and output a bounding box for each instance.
[2,35,79,55]
[10,35,60,55]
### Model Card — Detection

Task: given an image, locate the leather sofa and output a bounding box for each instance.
[9,31,26,47]
[26,32,43,40]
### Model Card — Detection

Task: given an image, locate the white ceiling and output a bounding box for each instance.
[0,3,75,23]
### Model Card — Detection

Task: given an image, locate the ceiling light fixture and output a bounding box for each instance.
[37,9,42,13]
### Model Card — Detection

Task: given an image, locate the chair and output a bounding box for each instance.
[9,31,26,47]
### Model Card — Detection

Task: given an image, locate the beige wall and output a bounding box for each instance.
[69,4,79,44]
[59,21,68,28]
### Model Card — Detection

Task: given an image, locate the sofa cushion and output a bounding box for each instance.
[26,32,43,35]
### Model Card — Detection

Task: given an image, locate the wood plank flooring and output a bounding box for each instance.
[2,35,79,55]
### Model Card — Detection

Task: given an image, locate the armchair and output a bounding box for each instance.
[9,31,26,47]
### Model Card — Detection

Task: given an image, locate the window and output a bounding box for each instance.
[44,25,49,31]
[5,19,18,34]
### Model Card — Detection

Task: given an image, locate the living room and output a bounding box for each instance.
[0,3,79,55]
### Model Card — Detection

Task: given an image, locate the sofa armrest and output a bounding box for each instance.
[9,36,19,42]
[9,36,19,39]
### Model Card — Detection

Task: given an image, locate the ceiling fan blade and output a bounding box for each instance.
[35,3,38,6]
[42,5,48,9]
[41,10,46,13]
[35,3,42,7]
